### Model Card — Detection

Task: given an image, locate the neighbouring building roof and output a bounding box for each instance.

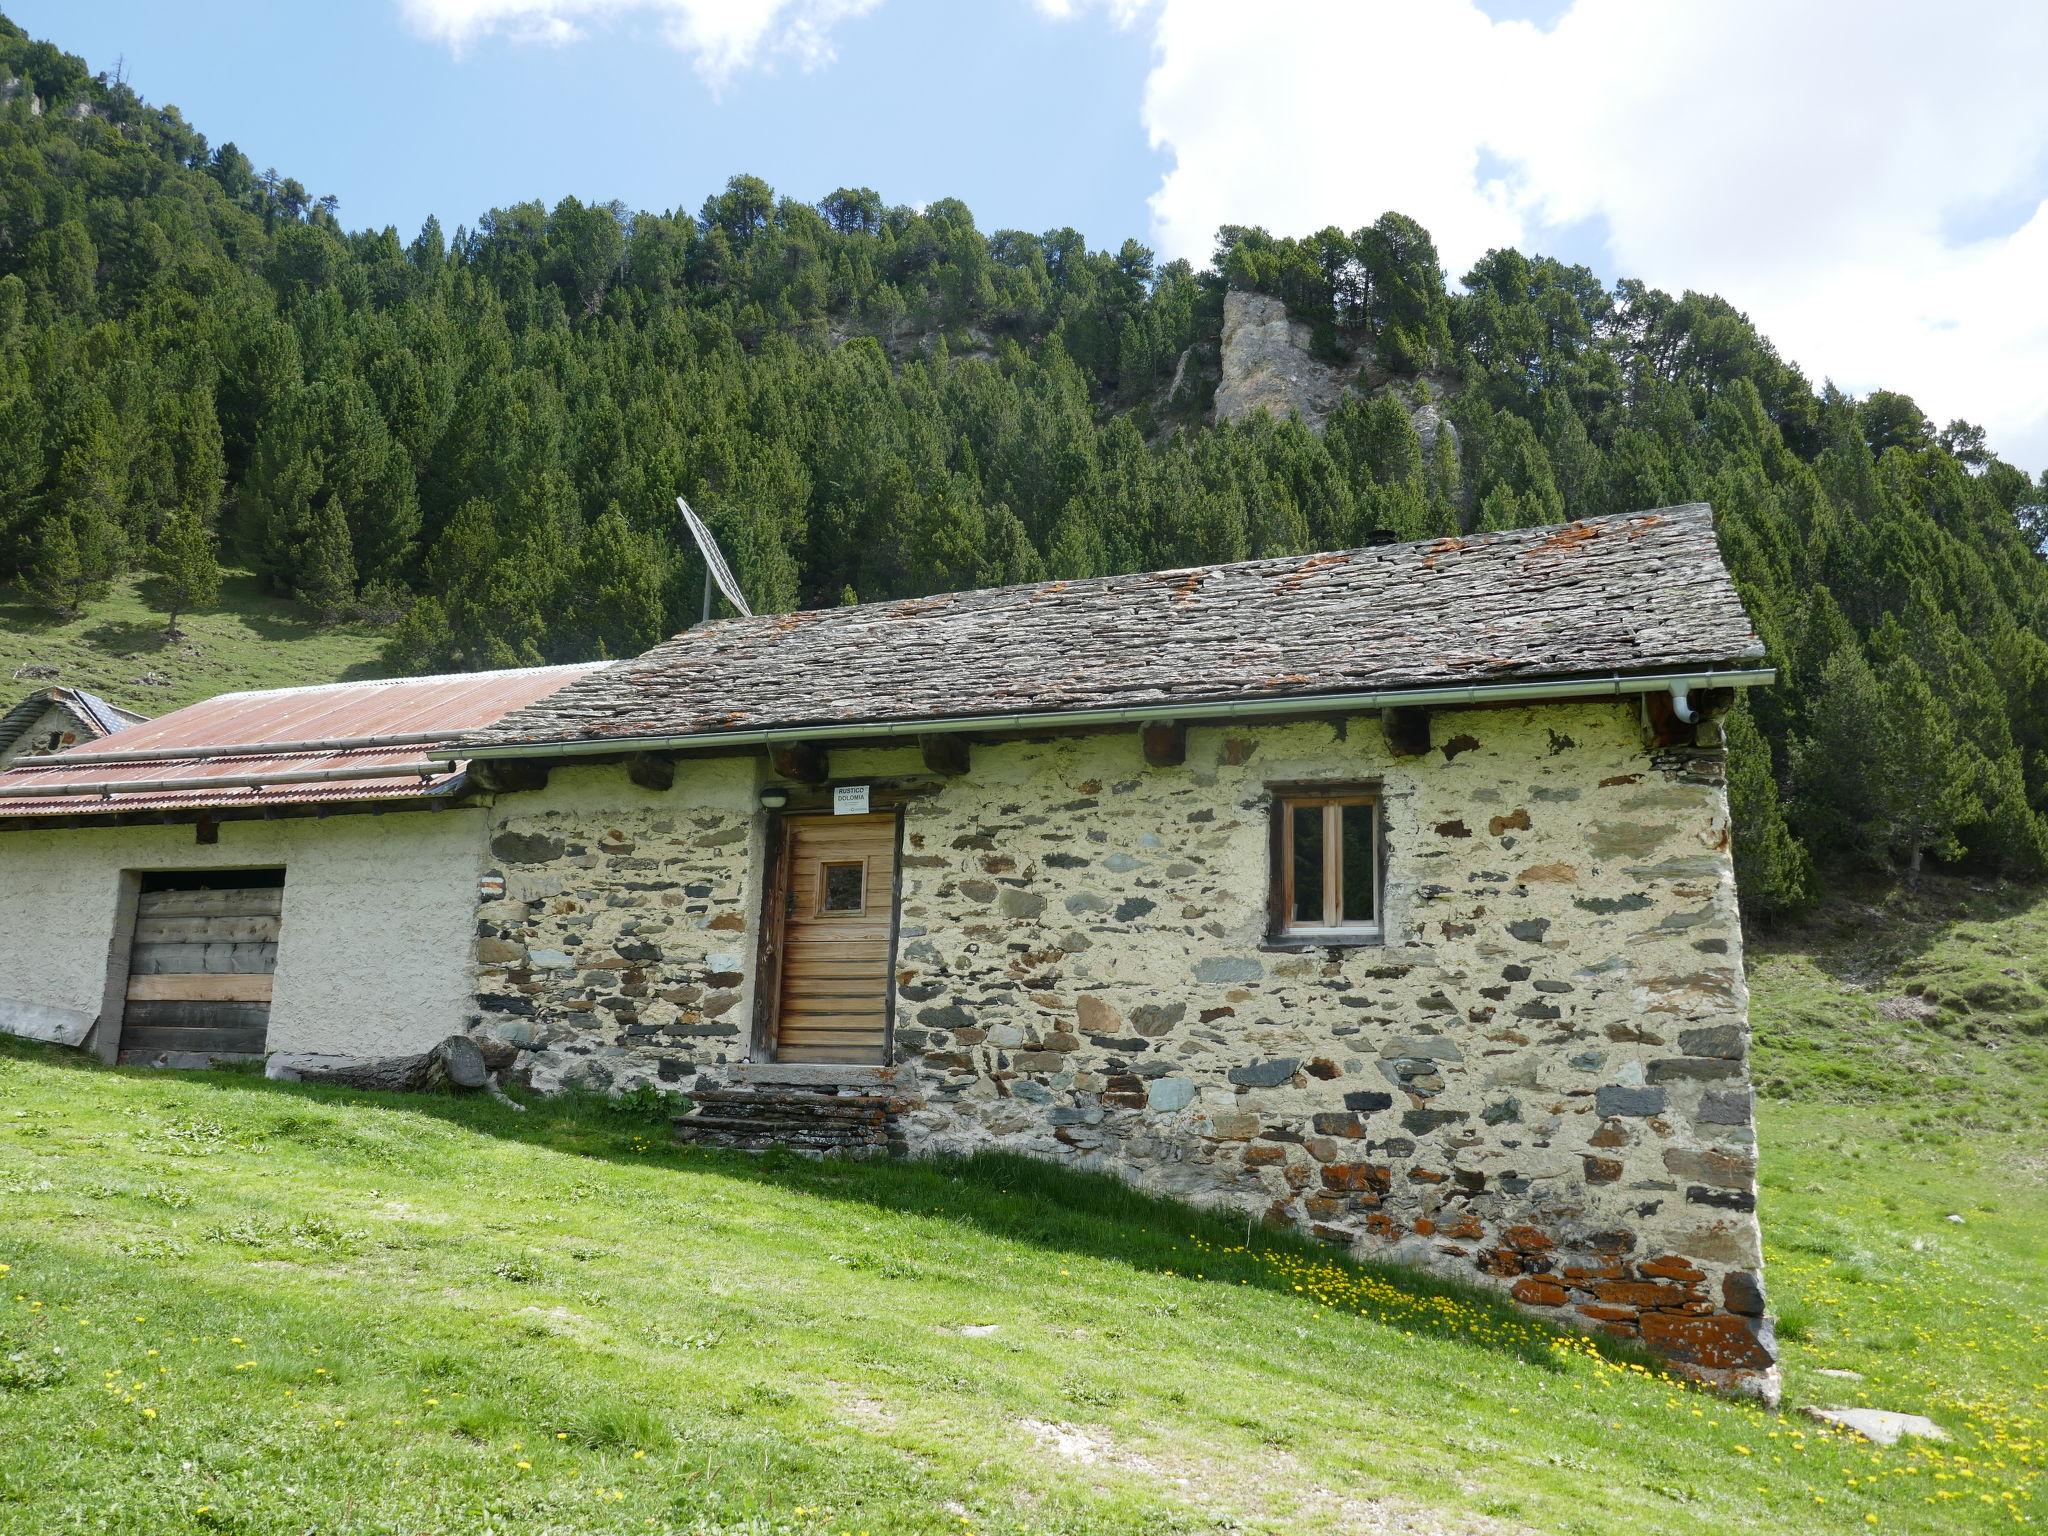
[0,664,608,821]
[0,687,148,759]
[472,504,1765,753]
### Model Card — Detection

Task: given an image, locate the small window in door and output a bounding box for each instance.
[820,860,866,913]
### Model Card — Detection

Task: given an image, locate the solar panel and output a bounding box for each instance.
[676,496,753,619]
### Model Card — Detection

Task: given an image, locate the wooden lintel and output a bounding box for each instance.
[918,734,970,777]
[472,758,551,795]
[1382,706,1431,758]
[770,743,829,785]
[1140,720,1187,768]
[625,752,677,792]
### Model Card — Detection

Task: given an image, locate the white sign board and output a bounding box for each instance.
[833,784,871,816]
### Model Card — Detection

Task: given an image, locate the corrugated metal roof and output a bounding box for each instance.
[0,664,607,820]
[65,666,602,759]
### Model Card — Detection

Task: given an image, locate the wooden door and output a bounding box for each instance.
[769,812,899,1064]
[120,878,282,1063]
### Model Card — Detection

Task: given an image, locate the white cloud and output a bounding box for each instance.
[1118,0,2048,469]
[398,0,880,88]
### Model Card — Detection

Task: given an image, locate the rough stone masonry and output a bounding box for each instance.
[467,698,1777,1398]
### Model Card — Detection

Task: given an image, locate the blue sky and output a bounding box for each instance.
[11,0,1170,251]
[12,1,2048,469]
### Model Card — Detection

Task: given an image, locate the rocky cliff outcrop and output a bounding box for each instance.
[1212,290,1352,432]
[1212,292,1468,497]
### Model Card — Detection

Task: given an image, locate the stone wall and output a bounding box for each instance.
[472,759,766,1094]
[0,702,86,767]
[463,702,1774,1394]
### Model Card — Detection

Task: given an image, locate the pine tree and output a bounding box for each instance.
[25,510,84,616]
[1423,427,1463,536]
[298,496,357,618]
[148,501,220,638]
[31,418,128,615]
[1872,656,1982,880]
[1790,645,1889,864]
[0,373,41,567]
[560,509,665,660]
[1724,699,1812,915]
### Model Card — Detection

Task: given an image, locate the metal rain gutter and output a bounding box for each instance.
[39,730,465,766]
[464,666,1777,764]
[0,758,463,801]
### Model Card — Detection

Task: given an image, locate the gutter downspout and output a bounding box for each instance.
[463,665,1776,764]
[1668,682,1697,724]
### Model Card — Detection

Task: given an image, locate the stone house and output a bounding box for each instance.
[0,685,147,767]
[0,504,1778,1393]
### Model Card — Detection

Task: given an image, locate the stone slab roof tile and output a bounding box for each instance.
[474,503,1763,750]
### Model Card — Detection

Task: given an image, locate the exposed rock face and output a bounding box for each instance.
[1383,373,1462,469]
[466,703,1775,1398]
[1213,290,1352,432]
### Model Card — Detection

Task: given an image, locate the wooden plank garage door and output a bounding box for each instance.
[120,882,281,1063]
[771,813,898,1064]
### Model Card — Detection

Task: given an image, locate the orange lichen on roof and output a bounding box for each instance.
[1535,521,1605,553]
[1279,552,1353,589]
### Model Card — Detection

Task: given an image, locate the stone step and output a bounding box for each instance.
[689,1087,903,1109]
[679,1122,888,1146]
[673,1082,911,1160]
[682,1100,890,1124]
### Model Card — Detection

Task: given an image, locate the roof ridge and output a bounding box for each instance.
[670,505,1715,642]
[208,660,611,702]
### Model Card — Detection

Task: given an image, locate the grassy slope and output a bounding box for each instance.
[0,916,2042,1536]
[0,572,390,717]
[1747,878,2048,1530]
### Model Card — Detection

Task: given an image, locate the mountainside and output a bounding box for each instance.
[3,12,2048,909]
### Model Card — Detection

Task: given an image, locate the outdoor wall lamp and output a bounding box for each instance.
[758,785,790,810]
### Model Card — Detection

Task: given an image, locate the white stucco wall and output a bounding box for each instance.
[0,806,487,1057]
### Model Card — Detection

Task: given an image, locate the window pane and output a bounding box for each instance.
[1290,803,1323,925]
[822,861,865,912]
[1341,802,1375,923]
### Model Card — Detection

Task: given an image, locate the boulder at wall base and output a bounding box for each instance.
[1802,1407,1949,1447]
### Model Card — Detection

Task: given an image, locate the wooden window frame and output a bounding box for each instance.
[1268,788,1382,946]
[815,857,870,918]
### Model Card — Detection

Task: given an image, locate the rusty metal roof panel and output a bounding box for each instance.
[62,664,605,759]
[473,505,1765,750]
[0,664,606,819]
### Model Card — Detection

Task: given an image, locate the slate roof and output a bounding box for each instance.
[0,665,607,820]
[64,689,149,736]
[473,504,1764,753]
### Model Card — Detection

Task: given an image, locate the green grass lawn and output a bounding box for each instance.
[0,877,2042,1534]
[0,571,390,718]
